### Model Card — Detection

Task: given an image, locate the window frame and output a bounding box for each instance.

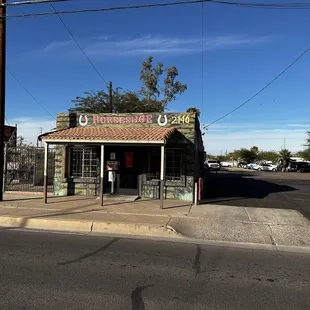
[69,146,99,181]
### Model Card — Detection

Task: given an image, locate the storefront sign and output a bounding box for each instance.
[78,113,192,127]
[108,170,116,182]
[125,152,134,168]
[4,125,17,146]
[106,161,118,171]
[93,115,153,125]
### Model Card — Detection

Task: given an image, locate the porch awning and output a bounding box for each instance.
[40,127,177,144]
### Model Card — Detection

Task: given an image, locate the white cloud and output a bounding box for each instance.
[9,117,55,145]
[41,34,271,57]
[43,39,73,52]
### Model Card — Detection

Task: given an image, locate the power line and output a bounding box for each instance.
[215,1,310,9]
[204,44,310,128]
[49,2,109,86]
[6,68,56,119]
[2,0,70,6]
[5,0,310,19]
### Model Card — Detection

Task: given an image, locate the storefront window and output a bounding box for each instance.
[146,147,183,182]
[165,148,183,181]
[70,148,98,178]
[147,148,160,180]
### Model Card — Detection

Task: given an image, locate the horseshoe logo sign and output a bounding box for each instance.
[79,115,88,126]
[157,115,168,126]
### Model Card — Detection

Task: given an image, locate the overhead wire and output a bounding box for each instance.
[5,0,310,122]
[204,44,310,128]
[4,0,310,20]
[49,2,109,87]
[3,0,71,6]
[6,68,56,119]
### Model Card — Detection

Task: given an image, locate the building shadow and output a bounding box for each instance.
[203,171,297,200]
[201,171,310,220]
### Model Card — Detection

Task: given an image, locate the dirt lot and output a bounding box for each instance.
[203,169,310,221]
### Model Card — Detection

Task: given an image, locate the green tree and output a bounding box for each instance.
[298,149,310,161]
[227,150,242,161]
[70,89,113,114]
[257,151,279,162]
[239,148,258,163]
[69,56,187,114]
[298,130,310,160]
[279,148,291,170]
[140,56,187,110]
[279,148,291,160]
[70,87,162,114]
[250,146,259,157]
[186,107,200,117]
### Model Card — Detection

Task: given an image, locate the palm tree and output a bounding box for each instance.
[186,107,200,117]
[279,148,291,172]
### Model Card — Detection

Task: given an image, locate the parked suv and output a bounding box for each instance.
[205,160,221,171]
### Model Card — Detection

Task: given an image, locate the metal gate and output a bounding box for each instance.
[4,146,56,192]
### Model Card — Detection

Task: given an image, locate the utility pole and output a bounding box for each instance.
[109,81,113,113]
[0,0,6,201]
[37,127,42,147]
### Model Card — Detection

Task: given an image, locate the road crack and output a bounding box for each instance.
[267,224,278,249]
[192,245,202,276]
[131,284,154,310]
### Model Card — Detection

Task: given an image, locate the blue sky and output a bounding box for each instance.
[5,0,310,153]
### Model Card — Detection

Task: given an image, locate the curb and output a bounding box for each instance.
[1,216,309,255]
[0,216,183,239]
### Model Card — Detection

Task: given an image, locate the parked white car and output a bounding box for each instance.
[247,163,259,170]
[254,163,278,172]
[221,161,234,167]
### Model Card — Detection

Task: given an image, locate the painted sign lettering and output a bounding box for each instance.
[93,115,153,125]
[77,113,192,127]
[171,114,190,125]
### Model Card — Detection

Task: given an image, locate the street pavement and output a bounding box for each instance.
[0,230,309,310]
[203,170,310,220]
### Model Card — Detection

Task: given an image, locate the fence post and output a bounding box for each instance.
[194,181,198,206]
[198,177,201,202]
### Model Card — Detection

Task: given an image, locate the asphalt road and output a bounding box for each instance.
[0,230,310,309]
[204,170,310,220]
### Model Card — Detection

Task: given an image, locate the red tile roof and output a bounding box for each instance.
[42,127,176,142]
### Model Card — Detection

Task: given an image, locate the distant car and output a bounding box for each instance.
[289,161,310,172]
[221,161,234,167]
[255,164,278,172]
[237,161,247,168]
[205,160,221,171]
[247,163,259,170]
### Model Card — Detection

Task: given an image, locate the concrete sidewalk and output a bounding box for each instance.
[0,194,309,251]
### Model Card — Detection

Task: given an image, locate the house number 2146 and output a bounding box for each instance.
[171,115,190,124]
